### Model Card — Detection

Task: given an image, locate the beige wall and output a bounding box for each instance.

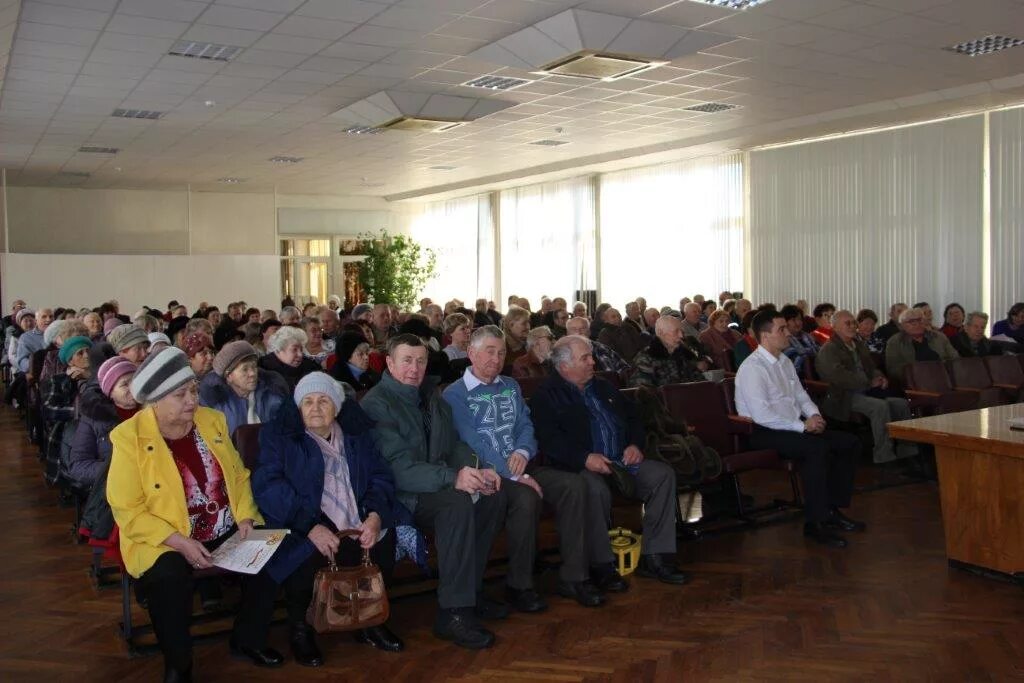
[6,186,189,254]
[189,191,276,255]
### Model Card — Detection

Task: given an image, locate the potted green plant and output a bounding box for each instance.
[356,230,437,310]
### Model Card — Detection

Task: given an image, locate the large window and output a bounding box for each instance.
[599,154,744,310]
[499,177,596,308]
[409,195,493,304]
[280,237,331,306]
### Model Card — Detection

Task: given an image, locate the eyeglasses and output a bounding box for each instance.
[904,318,924,324]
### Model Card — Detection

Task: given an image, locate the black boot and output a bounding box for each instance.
[635,554,689,585]
[804,522,848,548]
[433,608,495,649]
[354,623,404,652]
[290,622,324,667]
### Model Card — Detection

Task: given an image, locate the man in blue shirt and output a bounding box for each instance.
[444,326,605,609]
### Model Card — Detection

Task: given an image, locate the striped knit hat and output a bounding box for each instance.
[98,356,136,398]
[130,347,195,404]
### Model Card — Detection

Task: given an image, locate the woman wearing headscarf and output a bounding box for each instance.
[328,331,379,392]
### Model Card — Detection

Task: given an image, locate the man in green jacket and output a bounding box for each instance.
[884,307,959,388]
[816,311,914,464]
[361,334,506,650]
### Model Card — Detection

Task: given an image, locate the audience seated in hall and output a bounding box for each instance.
[734,310,864,549]
[815,310,914,464]
[531,335,687,588]
[950,311,1001,358]
[444,327,606,610]
[512,326,555,379]
[884,307,959,388]
[781,304,818,375]
[991,302,1024,345]
[875,302,907,344]
[810,303,836,346]
[598,307,646,362]
[631,315,707,387]
[565,317,630,375]
[361,334,505,650]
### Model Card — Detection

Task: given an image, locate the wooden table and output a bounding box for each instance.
[889,404,1024,580]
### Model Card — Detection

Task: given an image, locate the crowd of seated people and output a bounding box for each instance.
[1,290,1021,682]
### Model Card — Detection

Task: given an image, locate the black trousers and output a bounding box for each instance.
[272,531,397,627]
[136,537,275,672]
[747,427,860,523]
[413,487,507,609]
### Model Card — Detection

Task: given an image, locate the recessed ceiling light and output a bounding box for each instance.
[686,0,771,9]
[78,145,119,154]
[462,75,533,91]
[530,139,570,146]
[343,125,384,135]
[683,102,738,113]
[429,165,458,170]
[218,177,246,184]
[111,108,163,120]
[268,156,304,164]
[169,40,242,62]
[944,34,1024,57]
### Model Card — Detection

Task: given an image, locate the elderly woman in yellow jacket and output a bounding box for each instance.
[107,348,281,682]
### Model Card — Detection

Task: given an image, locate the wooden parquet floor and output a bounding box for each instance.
[1,406,1022,683]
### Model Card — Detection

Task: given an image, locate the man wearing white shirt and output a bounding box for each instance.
[735,310,864,549]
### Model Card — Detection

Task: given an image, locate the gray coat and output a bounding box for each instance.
[815,337,882,421]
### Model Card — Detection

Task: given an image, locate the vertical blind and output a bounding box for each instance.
[748,115,984,315]
[409,194,492,304]
[498,176,596,308]
[599,153,744,310]
[989,107,1024,322]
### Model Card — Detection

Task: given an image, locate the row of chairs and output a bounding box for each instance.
[907,355,1024,411]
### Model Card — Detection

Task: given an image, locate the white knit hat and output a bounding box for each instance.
[293,372,344,416]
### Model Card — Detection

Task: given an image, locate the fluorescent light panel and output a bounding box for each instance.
[686,0,771,9]
[169,41,242,62]
[78,146,119,154]
[462,75,532,91]
[683,102,738,113]
[112,108,163,120]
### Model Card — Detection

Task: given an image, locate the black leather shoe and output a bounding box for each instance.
[354,624,404,652]
[229,640,285,668]
[827,508,866,533]
[804,522,848,548]
[505,586,548,613]
[474,593,510,621]
[164,664,192,683]
[433,608,496,649]
[556,580,606,607]
[289,622,323,668]
[591,565,629,593]
[635,555,689,585]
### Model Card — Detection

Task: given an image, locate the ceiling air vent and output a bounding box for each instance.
[169,41,242,62]
[539,51,661,81]
[530,139,570,147]
[218,177,246,184]
[57,171,91,178]
[79,145,119,154]
[429,165,457,170]
[268,156,304,164]
[380,117,465,133]
[944,35,1024,57]
[683,102,737,113]
[462,75,532,91]
[686,0,772,9]
[343,125,384,135]
[112,108,163,120]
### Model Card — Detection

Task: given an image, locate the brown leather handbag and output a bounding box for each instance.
[306,529,390,634]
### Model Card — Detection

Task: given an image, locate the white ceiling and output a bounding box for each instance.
[1,0,1023,200]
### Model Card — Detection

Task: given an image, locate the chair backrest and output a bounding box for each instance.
[904,360,954,393]
[232,424,263,471]
[659,381,734,455]
[720,376,737,414]
[949,357,993,391]
[595,370,622,389]
[985,354,1024,386]
[515,375,546,400]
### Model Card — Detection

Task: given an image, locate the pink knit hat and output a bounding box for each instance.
[98,356,136,398]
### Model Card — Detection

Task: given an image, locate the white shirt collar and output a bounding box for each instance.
[754,345,780,364]
[462,367,503,391]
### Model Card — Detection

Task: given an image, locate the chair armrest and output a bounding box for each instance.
[993,383,1022,391]
[727,414,754,435]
